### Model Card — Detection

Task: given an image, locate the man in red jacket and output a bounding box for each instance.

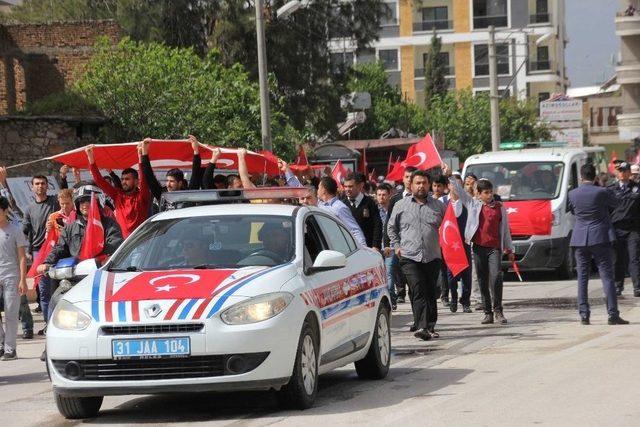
[86,145,151,238]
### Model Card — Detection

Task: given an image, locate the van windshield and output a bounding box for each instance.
[465,162,564,201]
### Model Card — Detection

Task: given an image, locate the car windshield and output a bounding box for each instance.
[108,215,295,271]
[465,162,564,201]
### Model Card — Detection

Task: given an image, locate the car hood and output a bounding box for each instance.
[63,263,296,323]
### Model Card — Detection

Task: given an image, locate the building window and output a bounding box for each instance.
[419,6,450,31]
[473,0,508,29]
[474,43,510,76]
[381,2,397,26]
[330,52,354,74]
[474,88,511,97]
[379,49,399,71]
[531,46,551,71]
[422,52,453,75]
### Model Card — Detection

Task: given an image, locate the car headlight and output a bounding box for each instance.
[52,300,92,331]
[220,292,294,325]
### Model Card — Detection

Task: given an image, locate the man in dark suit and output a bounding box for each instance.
[341,172,382,250]
[569,163,629,325]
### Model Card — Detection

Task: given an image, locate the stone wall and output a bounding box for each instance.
[0,20,121,114]
[0,116,106,176]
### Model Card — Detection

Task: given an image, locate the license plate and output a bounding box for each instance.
[112,337,190,359]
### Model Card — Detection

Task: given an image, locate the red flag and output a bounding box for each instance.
[503,200,552,236]
[402,133,442,171]
[27,226,59,279]
[359,148,368,174]
[439,203,469,277]
[608,150,618,174]
[331,160,348,189]
[295,146,308,166]
[367,168,376,184]
[386,159,405,182]
[78,193,105,260]
[49,141,279,176]
[512,261,523,282]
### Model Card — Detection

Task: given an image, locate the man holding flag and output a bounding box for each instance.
[37,184,123,276]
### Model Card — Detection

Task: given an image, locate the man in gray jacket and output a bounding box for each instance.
[446,165,514,325]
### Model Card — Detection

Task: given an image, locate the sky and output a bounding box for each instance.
[565,0,620,87]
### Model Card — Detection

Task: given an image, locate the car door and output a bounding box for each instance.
[312,214,374,356]
[302,214,354,359]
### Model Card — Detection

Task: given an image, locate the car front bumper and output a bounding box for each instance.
[501,236,569,271]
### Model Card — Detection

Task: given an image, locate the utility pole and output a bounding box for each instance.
[255,0,273,152]
[488,25,501,151]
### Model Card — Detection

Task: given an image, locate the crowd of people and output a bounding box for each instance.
[0,137,637,360]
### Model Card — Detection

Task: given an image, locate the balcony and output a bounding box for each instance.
[529,60,554,73]
[413,19,453,33]
[529,13,551,24]
[618,110,640,140]
[616,61,640,84]
[473,15,508,29]
[616,12,640,36]
[414,65,456,78]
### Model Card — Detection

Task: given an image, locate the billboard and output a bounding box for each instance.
[540,99,583,122]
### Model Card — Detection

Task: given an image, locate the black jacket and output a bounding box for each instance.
[340,194,382,248]
[44,214,123,266]
[608,180,640,230]
[141,153,202,203]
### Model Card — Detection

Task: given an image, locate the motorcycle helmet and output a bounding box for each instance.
[72,181,104,212]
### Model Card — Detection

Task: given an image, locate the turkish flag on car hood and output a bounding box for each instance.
[49,140,279,175]
[503,200,552,236]
[402,133,442,170]
[439,203,469,277]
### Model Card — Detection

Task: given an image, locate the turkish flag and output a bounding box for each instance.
[108,269,236,301]
[386,159,405,182]
[295,146,308,166]
[402,133,442,171]
[78,193,105,260]
[439,203,469,277]
[503,200,552,236]
[27,226,60,279]
[49,140,279,175]
[331,160,349,188]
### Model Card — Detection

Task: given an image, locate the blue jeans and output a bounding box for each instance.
[33,250,52,322]
[447,243,472,307]
[385,255,397,305]
[19,294,33,332]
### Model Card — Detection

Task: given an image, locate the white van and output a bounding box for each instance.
[462,146,607,277]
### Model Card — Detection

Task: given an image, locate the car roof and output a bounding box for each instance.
[464,147,594,165]
[149,203,319,221]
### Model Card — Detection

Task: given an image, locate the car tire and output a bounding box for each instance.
[557,240,575,279]
[355,302,391,380]
[277,319,318,410]
[54,392,103,419]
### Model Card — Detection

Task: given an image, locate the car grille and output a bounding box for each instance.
[101,323,204,335]
[52,353,269,381]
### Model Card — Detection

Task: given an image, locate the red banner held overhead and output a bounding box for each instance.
[49,140,279,176]
[402,133,442,171]
[503,200,553,236]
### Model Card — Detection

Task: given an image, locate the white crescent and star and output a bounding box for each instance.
[506,207,518,214]
[442,220,454,245]
[403,152,427,167]
[148,274,200,293]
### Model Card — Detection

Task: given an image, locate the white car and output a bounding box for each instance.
[47,192,391,419]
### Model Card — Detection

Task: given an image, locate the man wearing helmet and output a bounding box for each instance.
[36,183,123,274]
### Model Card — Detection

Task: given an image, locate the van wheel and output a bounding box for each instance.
[277,320,318,409]
[355,303,391,379]
[557,241,575,279]
[54,392,103,419]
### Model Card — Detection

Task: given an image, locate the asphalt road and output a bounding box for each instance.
[3,275,640,426]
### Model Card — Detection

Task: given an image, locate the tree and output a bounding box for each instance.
[427,90,551,160]
[0,0,117,23]
[423,31,448,109]
[346,62,427,140]
[73,38,299,159]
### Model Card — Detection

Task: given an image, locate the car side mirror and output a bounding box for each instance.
[307,250,346,274]
[75,258,98,277]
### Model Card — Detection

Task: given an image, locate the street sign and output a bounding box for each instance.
[551,127,584,148]
[540,99,583,122]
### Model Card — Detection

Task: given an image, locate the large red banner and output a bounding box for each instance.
[503,200,552,236]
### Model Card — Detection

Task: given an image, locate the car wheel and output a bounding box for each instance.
[277,319,318,410]
[355,302,391,380]
[54,392,103,419]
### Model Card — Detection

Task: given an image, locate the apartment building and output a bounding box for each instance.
[615,0,640,141]
[330,0,569,106]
